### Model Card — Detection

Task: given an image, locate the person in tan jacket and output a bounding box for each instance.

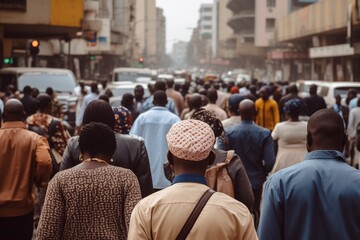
[0,99,52,240]
[128,119,257,240]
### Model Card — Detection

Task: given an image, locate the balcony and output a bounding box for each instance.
[235,42,267,58]
[227,0,255,14]
[227,11,255,35]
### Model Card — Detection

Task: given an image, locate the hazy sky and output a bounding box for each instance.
[156,0,213,53]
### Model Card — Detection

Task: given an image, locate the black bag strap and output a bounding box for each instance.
[176,189,215,240]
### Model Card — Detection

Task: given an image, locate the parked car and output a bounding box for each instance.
[112,67,152,83]
[297,79,360,107]
[296,80,324,98]
[318,81,360,107]
[0,67,78,126]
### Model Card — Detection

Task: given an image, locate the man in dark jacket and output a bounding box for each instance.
[60,100,153,197]
[304,84,327,116]
[20,85,37,117]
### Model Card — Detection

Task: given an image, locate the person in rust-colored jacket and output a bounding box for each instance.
[0,99,52,240]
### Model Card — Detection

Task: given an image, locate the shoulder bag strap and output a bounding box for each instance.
[176,189,215,240]
[224,150,235,164]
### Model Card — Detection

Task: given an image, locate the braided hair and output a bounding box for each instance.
[78,122,116,159]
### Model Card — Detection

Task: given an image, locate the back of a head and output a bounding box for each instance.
[191,108,224,138]
[45,87,54,96]
[283,98,305,118]
[166,79,174,88]
[207,88,218,103]
[309,84,317,95]
[79,122,116,159]
[153,90,168,107]
[154,80,166,92]
[166,119,215,171]
[189,94,202,110]
[91,83,99,93]
[3,99,25,122]
[239,99,255,121]
[23,86,32,95]
[98,94,109,103]
[82,100,115,130]
[121,93,134,108]
[288,84,298,94]
[36,94,52,112]
[112,106,132,134]
[307,109,345,152]
[228,94,244,115]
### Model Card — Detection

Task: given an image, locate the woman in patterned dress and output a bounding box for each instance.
[36,122,141,240]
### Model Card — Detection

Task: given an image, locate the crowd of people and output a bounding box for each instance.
[0,76,360,239]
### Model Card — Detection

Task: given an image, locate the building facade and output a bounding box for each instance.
[275,0,360,82]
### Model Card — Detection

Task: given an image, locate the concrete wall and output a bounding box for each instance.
[135,0,157,63]
[255,0,289,47]
[277,0,358,42]
[0,0,50,25]
[199,4,213,36]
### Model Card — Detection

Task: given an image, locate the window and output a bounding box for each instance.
[202,7,212,12]
[266,18,275,32]
[203,16,212,21]
[267,0,276,7]
[203,25,212,30]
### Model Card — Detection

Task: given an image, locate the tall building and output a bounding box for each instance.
[134,0,158,67]
[156,7,166,67]
[275,0,360,82]
[0,0,138,80]
[171,41,188,67]
[198,4,214,64]
[212,0,233,60]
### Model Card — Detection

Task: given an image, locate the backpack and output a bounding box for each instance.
[28,119,60,177]
[205,150,235,198]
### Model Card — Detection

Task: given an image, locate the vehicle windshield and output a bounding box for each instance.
[18,72,76,93]
[109,87,150,98]
[115,72,151,82]
[334,87,360,98]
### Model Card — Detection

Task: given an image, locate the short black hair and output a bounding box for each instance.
[82,100,115,130]
[154,80,166,91]
[46,87,54,96]
[79,122,116,159]
[166,79,174,88]
[36,94,52,111]
[121,93,134,109]
[207,88,218,103]
[98,94,109,103]
[23,86,32,94]
[153,90,167,106]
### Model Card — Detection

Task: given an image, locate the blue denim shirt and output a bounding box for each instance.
[130,107,180,189]
[258,150,360,240]
[218,120,275,189]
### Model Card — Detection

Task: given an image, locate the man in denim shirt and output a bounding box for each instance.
[218,99,275,225]
[258,109,360,240]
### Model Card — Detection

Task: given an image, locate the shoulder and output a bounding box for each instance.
[116,133,143,144]
[209,192,251,216]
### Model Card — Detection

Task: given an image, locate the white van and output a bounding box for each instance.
[0,67,78,126]
[112,67,152,83]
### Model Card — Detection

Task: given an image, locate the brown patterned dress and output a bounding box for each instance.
[36,166,141,240]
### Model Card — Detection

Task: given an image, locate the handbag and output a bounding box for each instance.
[176,189,215,240]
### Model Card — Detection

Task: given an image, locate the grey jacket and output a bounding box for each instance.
[60,133,153,197]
